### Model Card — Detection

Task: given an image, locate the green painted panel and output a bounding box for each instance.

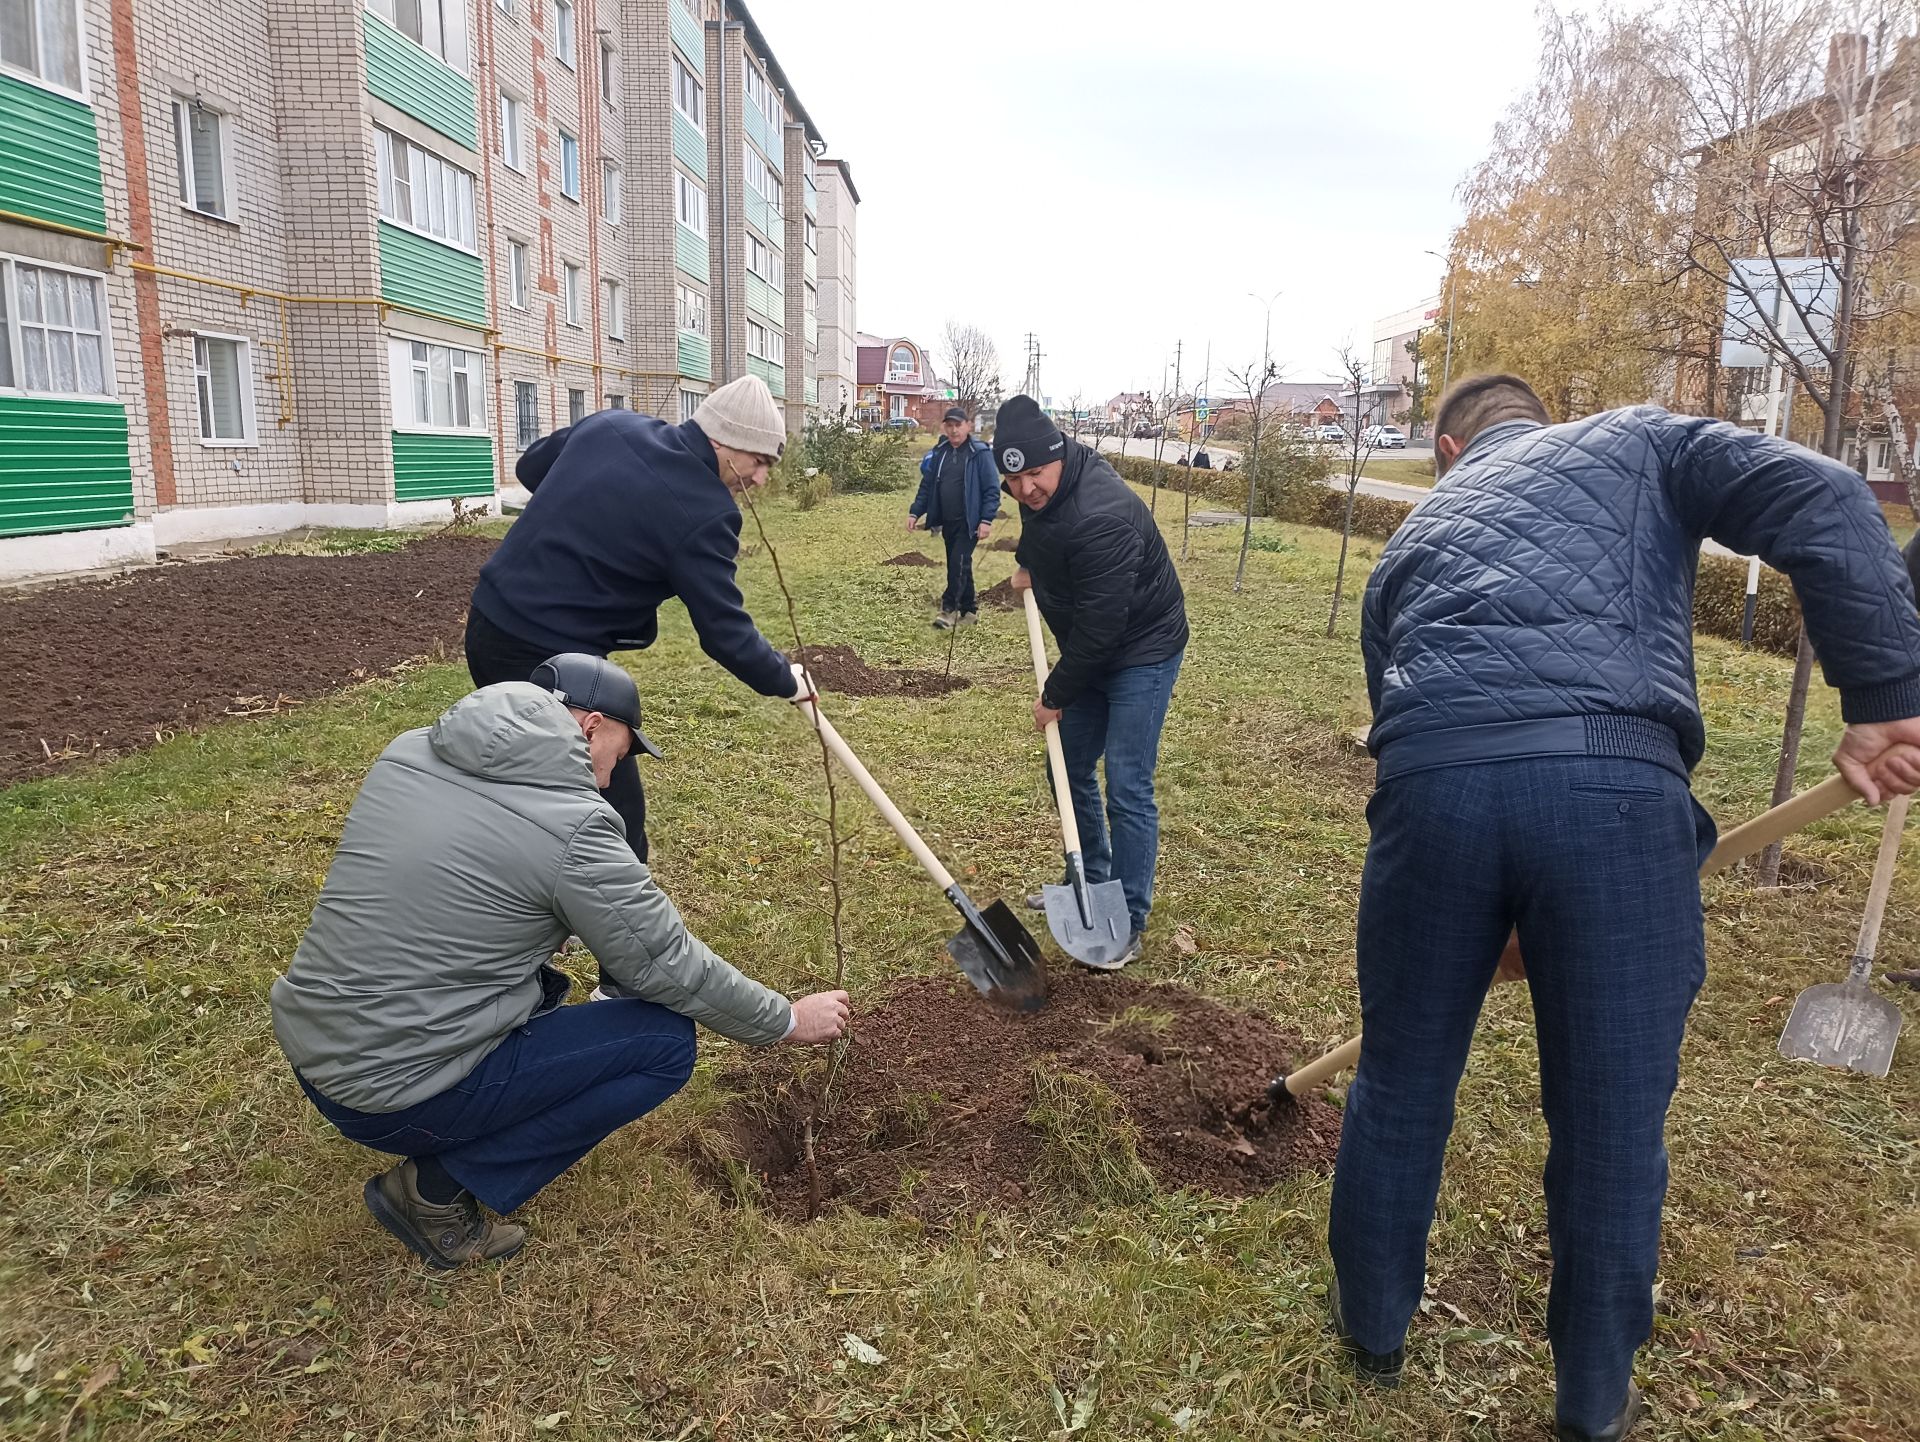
[744,104,775,166]
[378,222,486,325]
[745,272,780,322]
[747,355,783,399]
[743,191,777,238]
[392,430,494,501]
[0,73,106,233]
[674,222,707,280]
[0,396,133,536]
[672,111,706,179]
[364,11,479,149]
[670,1,704,68]
[677,331,711,381]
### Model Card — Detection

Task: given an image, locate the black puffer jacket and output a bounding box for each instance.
[1907,529,1919,603]
[1364,407,1920,777]
[1017,441,1188,709]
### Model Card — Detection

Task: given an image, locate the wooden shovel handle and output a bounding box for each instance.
[1286,770,1868,1092]
[1022,588,1084,857]
[1856,794,1910,963]
[797,697,956,892]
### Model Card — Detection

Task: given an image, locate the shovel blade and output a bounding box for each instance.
[1777,981,1903,1078]
[947,899,1049,1013]
[1042,879,1132,970]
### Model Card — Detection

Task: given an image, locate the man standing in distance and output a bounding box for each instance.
[998,394,1187,966]
[1332,373,1920,1441]
[908,405,1000,629]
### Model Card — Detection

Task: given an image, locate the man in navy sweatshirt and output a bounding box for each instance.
[466,376,810,894]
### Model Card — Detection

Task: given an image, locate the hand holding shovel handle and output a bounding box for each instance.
[1271,773,1864,1101]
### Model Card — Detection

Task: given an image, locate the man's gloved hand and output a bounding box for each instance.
[784,990,851,1044]
[787,662,819,707]
[1833,717,1920,804]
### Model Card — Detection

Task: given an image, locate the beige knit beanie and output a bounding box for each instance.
[693,375,786,459]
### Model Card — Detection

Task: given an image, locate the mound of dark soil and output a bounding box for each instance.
[987,536,1019,553]
[690,969,1341,1223]
[882,552,939,567]
[794,643,970,698]
[0,535,495,785]
[979,578,1021,609]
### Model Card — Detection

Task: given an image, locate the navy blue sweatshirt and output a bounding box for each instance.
[471,413,795,697]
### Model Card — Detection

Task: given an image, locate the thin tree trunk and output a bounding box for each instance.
[1755,630,1816,888]
[1233,411,1262,592]
[1327,483,1359,636]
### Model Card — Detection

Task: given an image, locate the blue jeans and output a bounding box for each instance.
[300,999,696,1214]
[1328,756,1714,1436]
[1057,649,1184,933]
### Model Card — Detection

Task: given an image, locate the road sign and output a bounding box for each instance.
[1722,257,1837,368]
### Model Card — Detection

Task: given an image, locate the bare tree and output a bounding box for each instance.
[1065,392,1086,441]
[1328,347,1383,636]
[1228,359,1280,592]
[941,321,1003,417]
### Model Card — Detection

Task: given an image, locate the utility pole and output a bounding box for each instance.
[1021,333,1044,402]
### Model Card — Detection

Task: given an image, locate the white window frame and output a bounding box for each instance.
[601,158,621,224]
[554,0,575,67]
[388,336,486,434]
[804,214,816,253]
[676,172,706,236]
[495,0,512,14]
[679,388,701,422]
[498,88,525,171]
[748,320,783,367]
[558,129,581,201]
[672,57,704,131]
[171,97,234,221]
[2,0,88,99]
[676,282,707,338]
[375,128,478,252]
[563,262,582,326]
[742,58,776,125]
[507,237,529,310]
[599,38,616,107]
[568,387,586,424]
[364,0,468,74]
[604,278,624,340]
[192,332,257,446]
[747,233,783,294]
[0,254,117,400]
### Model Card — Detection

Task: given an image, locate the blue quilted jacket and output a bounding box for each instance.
[1363,407,1920,780]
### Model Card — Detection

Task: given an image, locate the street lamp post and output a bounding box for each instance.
[1424,247,1458,398]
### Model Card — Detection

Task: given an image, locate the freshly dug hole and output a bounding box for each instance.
[794,643,970,698]
[687,970,1342,1223]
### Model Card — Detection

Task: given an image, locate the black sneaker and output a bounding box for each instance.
[1556,1386,1643,1442]
[1328,1278,1404,1388]
[362,1160,526,1269]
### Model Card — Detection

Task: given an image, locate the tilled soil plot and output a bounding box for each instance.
[690,969,1341,1223]
[0,536,495,785]
[794,643,970,698]
[882,551,939,567]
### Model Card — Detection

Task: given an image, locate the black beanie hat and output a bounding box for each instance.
[992,394,1066,475]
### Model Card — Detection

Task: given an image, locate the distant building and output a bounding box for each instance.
[815,159,860,419]
[855,334,946,426]
[1363,297,1442,434]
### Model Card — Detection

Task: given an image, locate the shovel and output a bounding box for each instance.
[1021,589,1133,970]
[796,692,1048,1012]
[1269,772,1866,1101]
[1778,793,1907,1077]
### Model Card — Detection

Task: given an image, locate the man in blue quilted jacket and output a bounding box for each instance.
[1329,374,1920,1441]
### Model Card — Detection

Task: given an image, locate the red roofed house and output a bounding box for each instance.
[856,334,947,427]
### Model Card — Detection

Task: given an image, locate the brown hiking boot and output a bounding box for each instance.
[362,1160,526,1269]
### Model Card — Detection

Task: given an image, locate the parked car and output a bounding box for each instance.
[1315,424,1349,443]
[1132,423,1164,439]
[885,417,920,431]
[1362,424,1408,449]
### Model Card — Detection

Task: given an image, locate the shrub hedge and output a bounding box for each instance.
[1106,449,1806,655]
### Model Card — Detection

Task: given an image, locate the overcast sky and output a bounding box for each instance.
[758,0,1547,403]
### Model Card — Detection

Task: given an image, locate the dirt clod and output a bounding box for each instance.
[978,578,1021,610]
[690,969,1341,1222]
[987,536,1019,553]
[0,536,495,786]
[882,552,939,568]
[794,643,970,698]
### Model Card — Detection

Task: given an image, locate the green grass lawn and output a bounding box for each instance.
[1359,457,1437,489]
[2,491,1916,1439]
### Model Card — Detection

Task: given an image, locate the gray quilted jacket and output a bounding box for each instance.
[271,683,792,1112]
[1364,407,1920,777]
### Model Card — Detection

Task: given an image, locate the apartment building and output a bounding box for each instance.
[0,0,852,581]
[814,156,858,418]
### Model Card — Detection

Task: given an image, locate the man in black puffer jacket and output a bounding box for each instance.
[997,395,1187,965]
[1330,374,1920,1442]
[1907,528,1919,602]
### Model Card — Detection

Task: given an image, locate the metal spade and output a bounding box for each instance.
[1779,794,1906,1078]
[797,693,1048,1012]
[1022,588,1133,970]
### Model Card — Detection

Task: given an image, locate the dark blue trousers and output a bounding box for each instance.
[301,999,696,1215]
[941,526,978,615]
[1328,757,1714,1435]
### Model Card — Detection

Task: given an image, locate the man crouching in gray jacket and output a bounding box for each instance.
[271,655,849,1268]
